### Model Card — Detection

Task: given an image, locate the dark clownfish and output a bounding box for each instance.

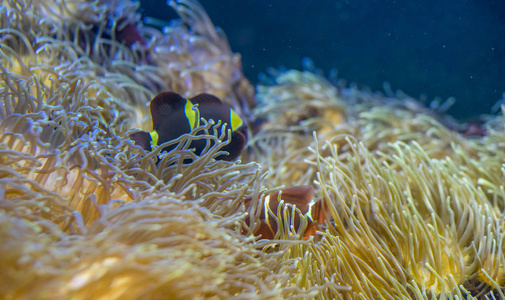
[130,91,247,161]
[242,185,329,240]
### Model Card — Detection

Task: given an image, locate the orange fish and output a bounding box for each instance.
[244,185,328,240]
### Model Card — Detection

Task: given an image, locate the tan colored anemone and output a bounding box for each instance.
[249,67,505,299]
[147,0,255,124]
[0,0,317,299]
[271,136,505,299]
[256,70,347,134]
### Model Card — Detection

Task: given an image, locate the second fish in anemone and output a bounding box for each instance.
[130,92,248,161]
[243,185,329,240]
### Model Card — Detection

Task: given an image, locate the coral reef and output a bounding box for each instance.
[1,0,505,299]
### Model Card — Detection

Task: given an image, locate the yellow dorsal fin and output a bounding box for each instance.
[184,99,200,130]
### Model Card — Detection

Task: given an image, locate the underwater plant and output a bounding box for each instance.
[1,0,505,299]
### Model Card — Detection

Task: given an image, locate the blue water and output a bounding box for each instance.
[140,0,505,120]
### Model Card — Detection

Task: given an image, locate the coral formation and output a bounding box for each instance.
[1,0,505,299]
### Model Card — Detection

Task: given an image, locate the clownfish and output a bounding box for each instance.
[130,91,247,161]
[243,185,329,240]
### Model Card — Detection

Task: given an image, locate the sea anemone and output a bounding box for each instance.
[0,0,306,298]
[249,66,505,298]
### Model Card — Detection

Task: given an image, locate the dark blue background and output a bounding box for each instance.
[140,0,505,120]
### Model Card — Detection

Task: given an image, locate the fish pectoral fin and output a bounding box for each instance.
[190,93,223,105]
[129,131,153,151]
[150,92,187,130]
